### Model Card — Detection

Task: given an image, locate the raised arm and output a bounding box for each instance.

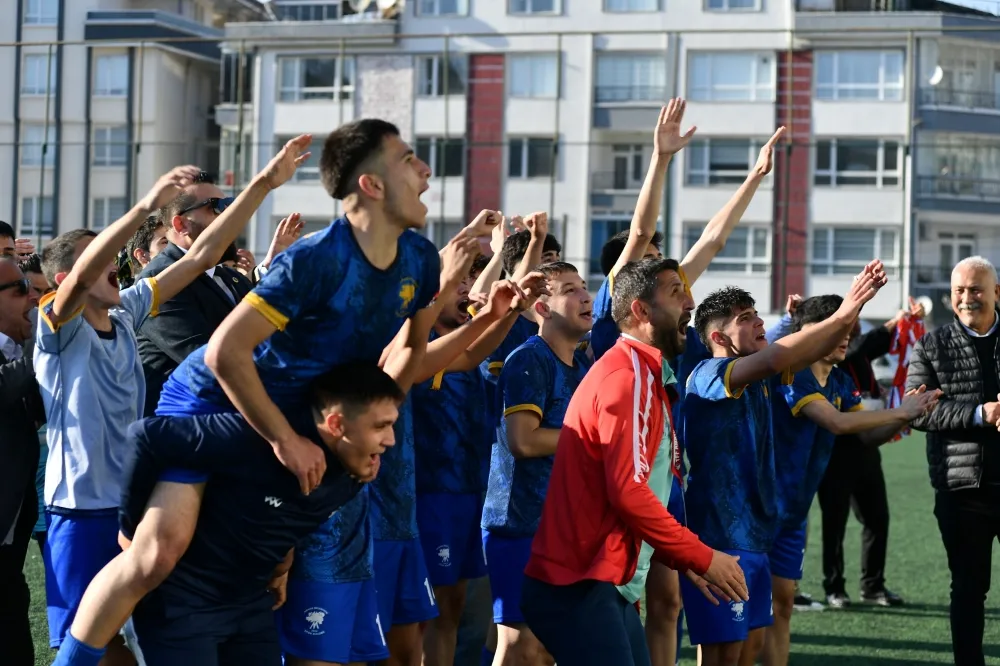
[469,215,510,295]
[800,388,938,438]
[681,127,785,285]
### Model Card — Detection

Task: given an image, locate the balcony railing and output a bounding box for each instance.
[913,266,955,286]
[594,85,668,104]
[917,175,1000,200]
[795,0,906,10]
[591,171,643,191]
[919,87,1000,111]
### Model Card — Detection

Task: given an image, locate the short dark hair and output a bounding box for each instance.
[500,230,562,276]
[320,119,401,200]
[470,254,491,279]
[599,229,664,277]
[793,295,843,332]
[611,257,681,327]
[17,253,42,276]
[127,216,164,260]
[694,286,757,349]
[0,221,14,241]
[310,362,405,418]
[537,261,578,280]
[41,229,97,285]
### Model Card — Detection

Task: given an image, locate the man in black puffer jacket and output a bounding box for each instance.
[906,255,1000,666]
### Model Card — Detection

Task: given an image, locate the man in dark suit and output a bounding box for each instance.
[0,257,43,666]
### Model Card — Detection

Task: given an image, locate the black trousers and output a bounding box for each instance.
[934,488,1000,666]
[818,441,890,596]
[0,489,39,666]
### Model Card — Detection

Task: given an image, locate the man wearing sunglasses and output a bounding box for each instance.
[0,257,44,666]
[135,172,255,417]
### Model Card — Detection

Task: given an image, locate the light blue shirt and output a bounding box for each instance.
[34,278,159,511]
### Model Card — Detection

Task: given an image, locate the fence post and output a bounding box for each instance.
[38,42,54,247]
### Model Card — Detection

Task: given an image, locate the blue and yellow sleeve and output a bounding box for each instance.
[501,348,548,420]
[781,369,826,417]
[687,357,744,401]
[249,242,333,332]
[834,370,864,412]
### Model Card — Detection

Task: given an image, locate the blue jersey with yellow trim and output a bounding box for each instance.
[772,366,862,528]
[481,335,591,538]
[412,330,491,495]
[158,219,440,413]
[682,357,788,552]
[368,396,418,541]
[291,486,373,584]
[479,315,538,431]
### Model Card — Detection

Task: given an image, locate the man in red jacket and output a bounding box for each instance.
[521,257,748,666]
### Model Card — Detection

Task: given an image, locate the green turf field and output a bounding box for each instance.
[23,432,1000,665]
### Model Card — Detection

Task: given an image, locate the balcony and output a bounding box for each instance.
[591,171,642,192]
[223,15,398,48]
[795,0,907,10]
[84,10,223,61]
[594,85,668,105]
[592,85,667,130]
[917,175,1000,200]
[919,87,1000,111]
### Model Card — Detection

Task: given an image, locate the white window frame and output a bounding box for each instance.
[814,138,901,188]
[684,223,771,275]
[811,227,899,276]
[595,53,667,103]
[272,1,341,21]
[91,197,128,231]
[276,134,323,181]
[686,52,774,102]
[508,54,559,99]
[416,0,469,16]
[604,0,660,11]
[508,137,556,179]
[20,196,54,236]
[508,0,561,15]
[21,124,56,167]
[24,0,59,24]
[704,0,761,11]
[277,56,355,102]
[685,138,766,186]
[416,137,465,178]
[815,50,904,102]
[94,54,129,97]
[22,53,56,96]
[92,126,129,167]
[415,54,465,97]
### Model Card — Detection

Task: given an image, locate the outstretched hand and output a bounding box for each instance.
[139,165,202,212]
[752,126,786,177]
[263,135,313,190]
[654,98,697,156]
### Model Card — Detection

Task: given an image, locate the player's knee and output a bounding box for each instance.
[646,589,682,623]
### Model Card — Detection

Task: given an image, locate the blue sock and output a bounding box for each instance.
[53,633,105,666]
[481,646,495,666]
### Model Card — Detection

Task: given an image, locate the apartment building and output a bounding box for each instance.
[0,0,263,242]
[217,0,1000,320]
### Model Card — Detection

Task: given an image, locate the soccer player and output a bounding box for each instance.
[760,295,939,666]
[521,257,747,666]
[481,261,593,666]
[680,262,887,666]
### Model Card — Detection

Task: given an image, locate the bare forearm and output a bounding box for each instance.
[208,345,296,445]
[835,408,908,435]
[471,253,503,294]
[188,177,271,271]
[384,306,438,393]
[513,237,544,282]
[858,421,906,446]
[415,311,501,383]
[460,310,522,370]
[510,427,560,458]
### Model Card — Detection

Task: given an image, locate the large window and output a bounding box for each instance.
[812,227,898,276]
[416,137,465,177]
[921,42,1000,109]
[22,53,56,96]
[21,125,56,167]
[815,51,904,102]
[509,55,559,98]
[687,52,774,102]
[20,196,55,236]
[686,138,762,185]
[92,197,127,231]
[589,218,631,278]
[605,0,660,10]
[416,55,466,96]
[595,54,666,103]
[272,2,341,21]
[705,0,759,10]
[919,134,1000,198]
[276,135,324,181]
[815,139,901,188]
[509,138,555,179]
[685,224,770,274]
[94,54,129,97]
[24,0,58,24]
[278,56,354,101]
[93,126,128,167]
[509,0,560,13]
[417,0,469,15]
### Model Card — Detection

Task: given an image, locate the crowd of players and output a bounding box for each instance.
[8,98,943,666]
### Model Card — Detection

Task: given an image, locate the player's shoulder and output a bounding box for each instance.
[400,228,440,261]
[691,355,732,377]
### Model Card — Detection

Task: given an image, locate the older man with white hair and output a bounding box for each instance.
[906,255,1000,666]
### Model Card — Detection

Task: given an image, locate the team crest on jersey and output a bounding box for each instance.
[304,607,328,635]
[437,545,451,567]
[397,277,418,316]
[731,601,745,622]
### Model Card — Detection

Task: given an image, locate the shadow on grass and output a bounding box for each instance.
[825,601,1000,621]
[794,633,1000,659]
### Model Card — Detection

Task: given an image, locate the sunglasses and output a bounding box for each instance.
[0,278,30,296]
[178,197,235,217]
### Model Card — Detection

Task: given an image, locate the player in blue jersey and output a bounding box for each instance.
[481,261,593,666]
[679,263,887,666]
[759,295,938,666]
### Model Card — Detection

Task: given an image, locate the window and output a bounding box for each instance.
[416,55,466,96]
[686,138,761,185]
[220,130,253,186]
[509,0,559,14]
[94,54,129,97]
[812,227,898,276]
[687,52,774,102]
[416,137,465,177]
[922,42,1000,109]
[509,138,555,179]
[278,56,354,101]
[919,134,1000,198]
[815,51,904,101]
[417,0,469,15]
[21,125,56,167]
[276,135,323,181]
[685,224,770,274]
[509,55,559,98]
[605,0,659,10]
[591,144,646,190]
[815,139,900,187]
[427,220,465,247]
[22,53,56,96]
[92,197,127,231]
[93,126,128,167]
[595,54,666,102]
[705,0,758,9]
[273,2,341,21]
[20,196,54,236]
[24,0,58,24]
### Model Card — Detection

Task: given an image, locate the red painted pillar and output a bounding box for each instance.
[465,54,505,222]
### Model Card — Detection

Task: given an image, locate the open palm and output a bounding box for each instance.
[654,98,697,156]
[264,134,313,189]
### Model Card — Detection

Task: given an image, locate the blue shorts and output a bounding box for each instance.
[373,537,439,626]
[768,522,808,581]
[417,492,487,587]
[680,549,772,646]
[667,475,686,526]
[43,510,121,647]
[277,576,389,663]
[482,530,533,625]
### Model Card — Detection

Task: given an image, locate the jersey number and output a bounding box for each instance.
[423,578,437,606]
